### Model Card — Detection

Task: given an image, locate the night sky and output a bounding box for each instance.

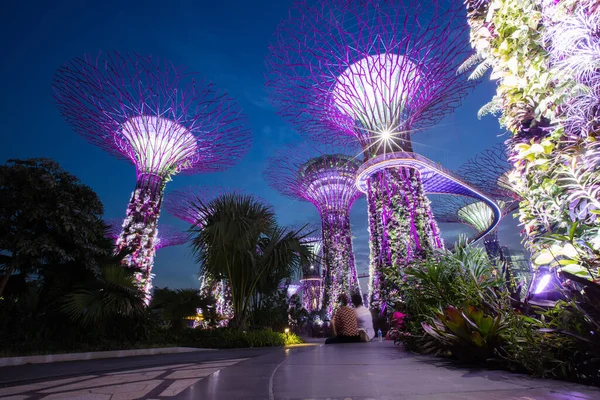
[0,0,525,291]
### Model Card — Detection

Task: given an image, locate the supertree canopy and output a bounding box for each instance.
[105,218,188,250]
[432,196,509,263]
[53,52,251,298]
[265,142,362,316]
[266,0,477,313]
[163,186,236,324]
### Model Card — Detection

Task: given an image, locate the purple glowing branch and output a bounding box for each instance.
[105,218,188,250]
[264,142,362,214]
[266,0,476,151]
[459,143,522,204]
[164,186,235,226]
[53,51,252,178]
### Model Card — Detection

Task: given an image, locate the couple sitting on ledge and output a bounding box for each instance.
[325,293,375,344]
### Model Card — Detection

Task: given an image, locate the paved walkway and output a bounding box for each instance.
[173,341,600,400]
[0,342,599,399]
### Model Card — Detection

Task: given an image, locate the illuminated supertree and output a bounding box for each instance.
[105,218,188,251]
[300,233,323,312]
[432,196,510,263]
[53,52,251,299]
[266,0,479,312]
[265,142,362,316]
[163,186,235,324]
[434,144,522,262]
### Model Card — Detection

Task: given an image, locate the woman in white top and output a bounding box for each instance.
[351,293,375,341]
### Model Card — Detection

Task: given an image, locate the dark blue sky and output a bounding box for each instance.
[1,0,524,290]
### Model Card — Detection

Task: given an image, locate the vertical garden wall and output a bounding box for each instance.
[463,0,599,281]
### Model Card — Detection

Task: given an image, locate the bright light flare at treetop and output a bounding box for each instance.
[53,51,251,300]
[264,142,362,316]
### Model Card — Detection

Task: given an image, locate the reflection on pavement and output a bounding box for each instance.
[0,358,248,399]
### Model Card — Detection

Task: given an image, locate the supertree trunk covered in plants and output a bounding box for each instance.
[199,273,233,327]
[300,234,323,312]
[164,186,237,325]
[265,143,362,317]
[105,218,188,251]
[53,52,251,300]
[367,168,443,312]
[266,0,477,314]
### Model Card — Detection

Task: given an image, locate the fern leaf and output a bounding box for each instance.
[468,60,492,80]
[458,53,483,75]
[477,98,502,119]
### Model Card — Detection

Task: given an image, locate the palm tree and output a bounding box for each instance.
[61,249,146,329]
[151,287,215,330]
[190,193,313,329]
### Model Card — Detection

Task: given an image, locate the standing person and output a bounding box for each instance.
[352,293,375,341]
[325,294,360,344]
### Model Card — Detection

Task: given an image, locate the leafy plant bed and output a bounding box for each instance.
[0,329,303,358]
[156,328,303,349]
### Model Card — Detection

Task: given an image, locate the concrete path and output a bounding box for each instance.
[0,342,598,399]
[174,341,600,400]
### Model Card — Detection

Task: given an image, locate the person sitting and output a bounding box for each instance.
[325,294,361,344]
[351,293,375,342]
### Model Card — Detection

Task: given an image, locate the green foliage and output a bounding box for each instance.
[422,305,506,361]
[463,0,600,285]
[401,239,600,385]
[61,262,146,328]
[151,287,215,331]
[172,328,303,349]
[190,193,313,329]
[249,287,290,331]
[0,158,108,297]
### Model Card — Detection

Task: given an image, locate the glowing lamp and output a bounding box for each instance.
[527,265,564,307]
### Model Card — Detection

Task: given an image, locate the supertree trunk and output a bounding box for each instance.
[483,228,503,265]
[200,273,234,327]
[302,279,322,312]
[116,173,166,300]
[321,210,361,317]
[367,167,443,314]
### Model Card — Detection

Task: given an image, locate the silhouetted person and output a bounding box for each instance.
[352,293,374,341]
[325,294,360,344]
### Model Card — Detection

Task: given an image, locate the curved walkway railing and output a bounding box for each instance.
[355,151,502,243]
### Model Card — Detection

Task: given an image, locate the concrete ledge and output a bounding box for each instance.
[0,347,214,367]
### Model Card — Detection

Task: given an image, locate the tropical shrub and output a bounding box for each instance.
[422,305,506,361]
[150,287,215,331]
[400,238,600,385]
[190,193,314,329]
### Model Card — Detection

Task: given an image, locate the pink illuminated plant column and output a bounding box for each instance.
[53,52,251,300]
[105,218,188,251]
[266,0,476,313]
[300,235,323,312]
[265,143,362,317]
